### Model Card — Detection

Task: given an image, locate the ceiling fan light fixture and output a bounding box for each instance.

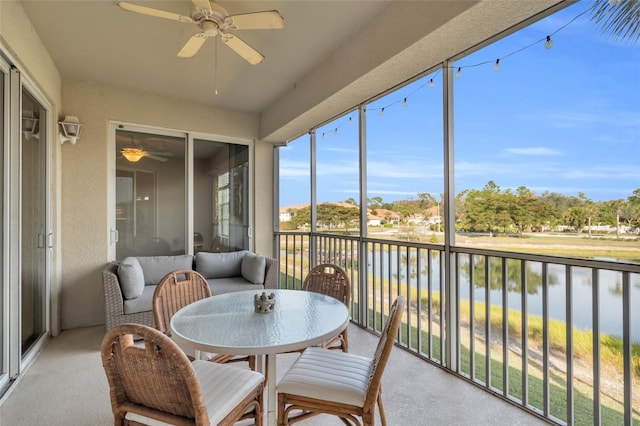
[122,148,145,162]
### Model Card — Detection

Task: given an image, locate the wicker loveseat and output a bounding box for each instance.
[103,250,278,330]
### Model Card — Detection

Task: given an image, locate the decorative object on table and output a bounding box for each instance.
[254,291,276,313]
[277,296,405,426]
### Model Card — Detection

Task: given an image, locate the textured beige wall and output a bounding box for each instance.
[59,79,271,329]
[0,1,62,106]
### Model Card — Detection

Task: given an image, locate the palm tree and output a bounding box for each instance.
[591,0,640,44]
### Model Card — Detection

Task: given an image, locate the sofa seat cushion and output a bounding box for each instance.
[123,285,156,315]
[136,255,194,285]
[196,251,248,279]
[207,277,263,296]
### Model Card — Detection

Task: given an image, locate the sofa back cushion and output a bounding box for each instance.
[136,255,194,285]
[196,250,249,279]
[241,252,267,284]
[118,257,145,300]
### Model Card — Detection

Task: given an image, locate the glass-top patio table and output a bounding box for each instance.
[170,288,350,426]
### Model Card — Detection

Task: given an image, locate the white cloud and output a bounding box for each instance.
[504,147,562,156]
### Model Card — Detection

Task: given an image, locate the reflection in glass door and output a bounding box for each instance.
[194,139,249,253]
[115,128,185,259]
[20,88,47,355]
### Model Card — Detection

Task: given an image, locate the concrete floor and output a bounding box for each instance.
[0,324,550,425]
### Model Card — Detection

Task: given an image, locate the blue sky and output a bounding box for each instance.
[279,2,639,207]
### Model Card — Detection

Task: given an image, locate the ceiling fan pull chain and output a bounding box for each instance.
[214,38,219,96]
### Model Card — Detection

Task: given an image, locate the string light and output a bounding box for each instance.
[310,7,589,138]
[544,35,554,49]
[334,128,338,135]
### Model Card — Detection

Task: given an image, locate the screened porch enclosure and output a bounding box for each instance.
[275,3,639,425]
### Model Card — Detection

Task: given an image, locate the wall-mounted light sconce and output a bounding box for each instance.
[22,111,39,141]
[58,115,84,145]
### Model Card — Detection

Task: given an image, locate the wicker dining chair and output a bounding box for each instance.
[152,269,255,369]
[302,263,351,352]
[101,323,264,426]
[277,296,405,426]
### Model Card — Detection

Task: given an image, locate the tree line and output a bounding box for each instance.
[281,181,640,237]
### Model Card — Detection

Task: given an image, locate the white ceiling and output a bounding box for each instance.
[20,1,390,113]
[19,1,564,142]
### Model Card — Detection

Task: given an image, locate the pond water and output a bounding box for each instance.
[366,250,640,341]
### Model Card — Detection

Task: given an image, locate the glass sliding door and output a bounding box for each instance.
[113,126,251,260]
[20,88,48,356]
[193,139,249,253]
[115,128,186,259]
[0,56,51,396]
[0,56,7,392]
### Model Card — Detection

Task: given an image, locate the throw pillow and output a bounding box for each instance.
[241,252,266,284]
[196,250,249,279]
[118,257,145,299]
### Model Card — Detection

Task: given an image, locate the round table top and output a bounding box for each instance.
[170,289,349,355]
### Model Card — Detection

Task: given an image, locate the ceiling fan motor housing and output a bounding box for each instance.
[192,2,227,22]
[192,2,228,36]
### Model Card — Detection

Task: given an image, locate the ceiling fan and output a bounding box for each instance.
[117,0,284,65]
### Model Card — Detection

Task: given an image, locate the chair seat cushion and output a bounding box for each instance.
[193,360,264,424]
[124,360,264,426]
[277,346,372,407]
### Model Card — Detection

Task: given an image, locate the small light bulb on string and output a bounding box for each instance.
[379,108,385,116]
[429,78,435,87]
[321,132,326,139]
[493,59,500,71]
[455,67,462,78]
[334,128,338,135]
[544,35,553,49]
[348,117,353,124]
[402,98,408,107]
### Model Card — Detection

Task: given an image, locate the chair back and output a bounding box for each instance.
[101,323,208,425]
[153,269,212,336]
[364,296,405,408]
[303,263,350,306]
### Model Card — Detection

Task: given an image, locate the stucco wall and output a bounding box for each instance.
[59,79,271,329]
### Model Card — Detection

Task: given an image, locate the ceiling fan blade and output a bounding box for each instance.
[222,33,264,65]
[146,151,173,157]
[178,33,208,58]
[191,0,212,13]
[224,11,285,30]
[117,2,193,23]
[145,153,168,162]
